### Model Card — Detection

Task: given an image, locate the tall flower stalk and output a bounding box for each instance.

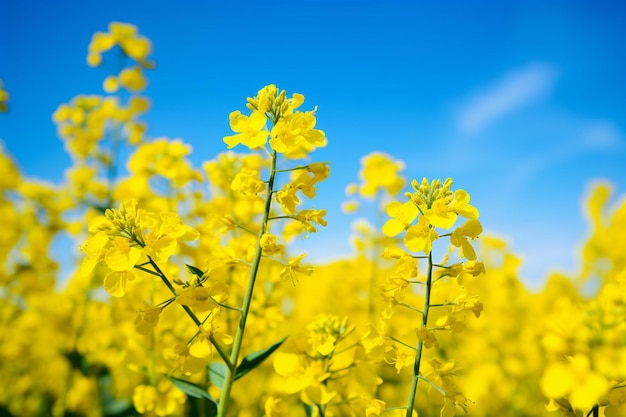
[215,151,277,416]
[364,178,485,417]
[216,85,328,415]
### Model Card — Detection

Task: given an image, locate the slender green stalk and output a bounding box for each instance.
[216,150,278,417]
[147,257,201,325]
[586,405,599,417]
[105,122,121,207]
[405,251,434,417]
[390,336,418,351]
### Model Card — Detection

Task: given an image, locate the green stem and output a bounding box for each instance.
[399,302,424,315]
[274,165,310,173]
[148,256,232,366]
[390,336,417,351]
[586,405,599,417]
[405,251,434,417]
[105,121,122,207]
[210,335,232,368]
[149,257,234,369]
[216,150,277,417]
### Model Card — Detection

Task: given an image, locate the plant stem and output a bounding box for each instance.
[147,256,203,325]
[405,251,434,417]
[216,150,277,417]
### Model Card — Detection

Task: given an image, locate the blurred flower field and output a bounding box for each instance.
[0,22,625,417]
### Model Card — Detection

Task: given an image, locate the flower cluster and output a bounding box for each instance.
[225,84,326,158]
[87,22,154,92]
[81,199,199,297]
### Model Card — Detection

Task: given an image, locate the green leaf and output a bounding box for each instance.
[189,396,218,417]
[185,263,205,278]
[303,403,315,417]
[65,349,91,376]
[208,362,228,390]
[165,375,216,404]
[235,336,287,381]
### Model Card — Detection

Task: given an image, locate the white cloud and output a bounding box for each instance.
[580,121,623,150]
[457,63,557,134]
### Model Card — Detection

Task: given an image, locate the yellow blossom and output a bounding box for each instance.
[358,152,405,197]
[382,200,419,237]
[280,253,314,284]
[404,215,439,254]
[103,270,135,297]
[134,304,162,335]
[260,233,283,255]
[416,326,440,349]
[223,110,268,149]
[118,66,147,92]
[450,219,482,260]
[231,168,266,196]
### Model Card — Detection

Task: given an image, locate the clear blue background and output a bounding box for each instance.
[1,1,625,288]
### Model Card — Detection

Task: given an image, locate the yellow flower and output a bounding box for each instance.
[450,219,482,260]
[223,110,268,149]
[78,232,109,276]
[269,110,326,158]
[104,236,143,271]
[158,212,200,241]
[366,399,386,417]
[275,185,300,214]
[293,209,328,233]
[247,84,278,113]
[189,321,233,359]
[450,189,479,219]
[118,66,147,92]
[415,326,439,349]
[382,200,419,237]
[384,343,414,373]
[273,352,331,396]
[260,233,283,255]
[167,344,206,375]
[361,321,388,355]
[452,293,483,318]
[103,270,135,297]
[102,75,119,93]
[280,253,314,284]
[88,22,153,67]
[541,355,609,410]
[143,231,177,263]
[264,397,287,417]
[231,168,266,196]
[132,380,186,416]
[358,152,405,197]
[134,304,162,335]
[424,198,458,229]
[404,216,439,254]
[306,315,352,357]
[447,260,485,284]
[87,32,115,66]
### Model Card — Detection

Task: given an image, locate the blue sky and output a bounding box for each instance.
[1,1,625,288]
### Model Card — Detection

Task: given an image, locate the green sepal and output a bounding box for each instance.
[185,263,205,279]
[235,336,287,381]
